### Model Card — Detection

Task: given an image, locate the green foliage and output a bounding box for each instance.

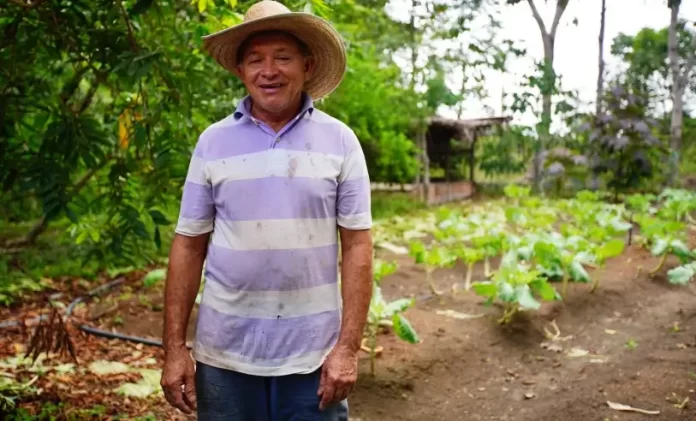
[142,268,166,288]
[365,259,418,375]
[319,45,421,184]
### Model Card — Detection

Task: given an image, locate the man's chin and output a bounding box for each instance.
[253,97,289,113]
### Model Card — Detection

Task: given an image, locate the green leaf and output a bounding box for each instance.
[569,260,591,283]
[130,0,154,16]
[597,239,625,261]
[472,282,497,298]
[154,226,161,249]
[515,285,541,310]
[669,239,692,262]
[198,0,208,12]
[650,238,669,256]
[392,314,419,343]
[667,264,696,285]
[529,279,556,301]
[384,298,414,318]
[142,268,166,288]
[228,0,237,7]
[498,282,516,302]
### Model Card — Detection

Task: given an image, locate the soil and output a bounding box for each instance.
[348,245,696,421]
[4,241,696,420]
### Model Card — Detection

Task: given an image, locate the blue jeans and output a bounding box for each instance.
[195,361,349,421]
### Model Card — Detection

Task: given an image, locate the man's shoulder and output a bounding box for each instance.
[201,113,245,138]
[192,112,246,155]
[310,109,354,135]
[309,109,360,151]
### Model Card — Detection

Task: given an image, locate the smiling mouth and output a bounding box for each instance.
[259,83,284,92]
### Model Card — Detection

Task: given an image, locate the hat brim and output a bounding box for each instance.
[202,13,346,101]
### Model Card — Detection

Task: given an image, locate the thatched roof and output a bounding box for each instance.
[426,116,512,144]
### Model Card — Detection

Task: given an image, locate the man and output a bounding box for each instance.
[160,1,373,420]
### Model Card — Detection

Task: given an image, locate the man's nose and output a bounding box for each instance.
[260,58,279,79]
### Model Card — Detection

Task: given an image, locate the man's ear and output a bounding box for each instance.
[237,64,244,77]
[304,56,316,79]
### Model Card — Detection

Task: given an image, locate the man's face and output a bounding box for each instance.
[237,32,314,115]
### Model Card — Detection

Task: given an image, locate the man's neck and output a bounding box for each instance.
[249,95,303,133]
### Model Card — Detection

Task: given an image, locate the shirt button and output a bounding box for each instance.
[275,137,280,143]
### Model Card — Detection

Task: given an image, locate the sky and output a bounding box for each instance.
[385,0,696,130]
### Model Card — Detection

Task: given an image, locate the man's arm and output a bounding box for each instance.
[163,233,209,351]
[335,227,373,353]
[160,135,214,414]
[317,126,373,410]
[160,232,209,414]
[318,227,373,410]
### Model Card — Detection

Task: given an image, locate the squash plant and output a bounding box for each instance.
[409,241,457,295]
[472,250,560,324]
[364,282,418,375]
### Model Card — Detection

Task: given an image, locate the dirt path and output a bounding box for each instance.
[349,245,696,421]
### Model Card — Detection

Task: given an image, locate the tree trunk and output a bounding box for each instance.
[667,2,682,187]
[410,0,422,190]
[419,126,430,203]
[590,0,606,191]
[526,0,569,195]
[667,0,696,187]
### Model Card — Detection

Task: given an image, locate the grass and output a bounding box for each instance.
[371,191,426,220]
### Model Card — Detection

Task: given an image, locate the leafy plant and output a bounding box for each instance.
[409,242,457,295]
[364,283,418,376]
[473,252,559,324]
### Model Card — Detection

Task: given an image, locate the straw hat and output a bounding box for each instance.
[201,0,347,100]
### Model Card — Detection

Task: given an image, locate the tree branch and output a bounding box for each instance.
[527,0,548,38]
[7,0,48,9]
[118,0,138,52]
[549,0,570,38]
[77,77,102,114]
[4,155,114,248]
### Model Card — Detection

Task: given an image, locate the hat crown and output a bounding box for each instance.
[244,1,291,22]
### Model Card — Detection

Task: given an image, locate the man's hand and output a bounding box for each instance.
[317,346,358,410]
[161,346,197,414]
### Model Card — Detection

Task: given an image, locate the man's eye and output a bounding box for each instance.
[277,56,290,61]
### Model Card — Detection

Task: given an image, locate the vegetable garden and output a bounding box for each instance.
[3,0,696,419]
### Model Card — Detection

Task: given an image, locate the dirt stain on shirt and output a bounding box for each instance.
[287,157,299,178]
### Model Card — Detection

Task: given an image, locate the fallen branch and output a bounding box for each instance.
[26,301,78,365]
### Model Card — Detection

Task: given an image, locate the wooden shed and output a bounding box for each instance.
[413,115,512,204]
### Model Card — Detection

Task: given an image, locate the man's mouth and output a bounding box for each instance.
[259,83,284,93]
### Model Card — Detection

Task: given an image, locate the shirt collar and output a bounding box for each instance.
[233,93,315,123]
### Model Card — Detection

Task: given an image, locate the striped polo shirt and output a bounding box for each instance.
[175,94,372,376]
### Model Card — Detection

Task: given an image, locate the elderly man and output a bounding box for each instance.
[160,1,373,420]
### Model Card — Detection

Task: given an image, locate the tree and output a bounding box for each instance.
[589,0,606,190]
[666,0,696,186]
[506,0,571,194]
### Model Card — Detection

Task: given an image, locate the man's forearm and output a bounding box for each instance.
[336,229,373,353]
[163,233,209,352]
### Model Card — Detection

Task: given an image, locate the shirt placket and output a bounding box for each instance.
[250,112,309,149]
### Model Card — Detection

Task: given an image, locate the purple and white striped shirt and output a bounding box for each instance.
[175,94,372,376]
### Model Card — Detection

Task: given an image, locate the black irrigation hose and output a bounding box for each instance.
[0,276,192,350]
[1,275,434,349]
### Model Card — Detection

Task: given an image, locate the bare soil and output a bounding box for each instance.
[348,245,696,421]
[4,242,696,420]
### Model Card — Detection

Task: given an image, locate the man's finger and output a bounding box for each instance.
[182,374,197,410]
[164,384,192,414]
[317,365,328,396]
[318,381,336,411]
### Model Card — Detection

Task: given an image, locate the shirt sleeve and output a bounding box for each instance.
[336,129,372,230]
[175,140,215,236]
